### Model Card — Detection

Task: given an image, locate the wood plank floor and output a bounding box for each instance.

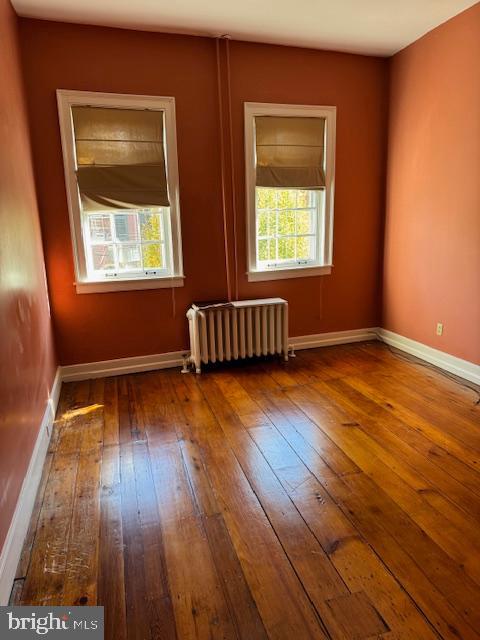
[12,342,480,640]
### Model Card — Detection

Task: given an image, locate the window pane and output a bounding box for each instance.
[142,244,164,269]
[296,190,313,208]
[296,210,314,234]
[257,211,268,236]
[278,211,295,236]
[278,238,295,261]
[257,211,276,237]
[92,245,115,271]
[140,211,162,242]
[256,187,276,210]
[267,212,276,235]
[117,244,141,270]
[114,213,138,242]
[276,190,297,209]
[89,215,112,242]
[296,236,315,260]
[258,238,276,262]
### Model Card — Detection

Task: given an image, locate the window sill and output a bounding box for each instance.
[75,275,185,294]
[247,265,332,282]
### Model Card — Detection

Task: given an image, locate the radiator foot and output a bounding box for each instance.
[181,355,192,374]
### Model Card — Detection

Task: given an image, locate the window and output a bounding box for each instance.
[245,103,336,281]
[57,90,184,293]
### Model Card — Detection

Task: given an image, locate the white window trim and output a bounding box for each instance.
[57,89,184,294]
[244,102,336,282]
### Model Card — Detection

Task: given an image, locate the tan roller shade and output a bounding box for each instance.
[72,106,169,211]
[255,116,326,189]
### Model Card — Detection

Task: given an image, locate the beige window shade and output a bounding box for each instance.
[255,116,326,189]
[72,106,169,211]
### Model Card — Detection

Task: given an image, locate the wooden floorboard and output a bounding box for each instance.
[13,342,480,639]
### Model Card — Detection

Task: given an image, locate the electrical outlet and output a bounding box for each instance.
[436,322,443,336]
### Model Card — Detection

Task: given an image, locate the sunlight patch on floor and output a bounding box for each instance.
[60,404,103,420]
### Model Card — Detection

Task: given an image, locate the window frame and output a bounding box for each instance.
[57,89,184,294]
[244,102,336,282]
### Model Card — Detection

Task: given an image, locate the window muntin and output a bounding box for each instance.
[244,103,336,281]
[57,90,183,293]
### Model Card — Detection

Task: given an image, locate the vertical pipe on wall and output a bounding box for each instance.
[170,283,176,318]
[224,37,239,301]
[215,38,233,302]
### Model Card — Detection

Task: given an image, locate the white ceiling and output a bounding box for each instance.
[11,0,479,56]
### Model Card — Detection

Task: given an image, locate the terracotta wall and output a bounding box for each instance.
[384,3,480,364]
[0,0,56,550]
[18,19,389,365]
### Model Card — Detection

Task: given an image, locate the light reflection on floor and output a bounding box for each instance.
[60,404,103,420]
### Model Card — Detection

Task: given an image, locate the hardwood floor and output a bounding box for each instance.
[12,342,480,640]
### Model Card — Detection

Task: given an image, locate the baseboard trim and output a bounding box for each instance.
[290,327,379,351]
[59,327,479,387]
[60,329,379,381]
[377,329,480,386]
[61,350,188,382]
[0,367,62,605]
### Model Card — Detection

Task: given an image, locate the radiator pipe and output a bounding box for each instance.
[215,37,233,302]
[224,36,239,301]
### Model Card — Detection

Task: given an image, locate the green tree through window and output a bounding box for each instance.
[256,188,318,264]
[140,211,163,269]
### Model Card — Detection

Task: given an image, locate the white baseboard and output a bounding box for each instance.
[61,350,188,382]
[60,329,379,381]
[0,368,62,605]
[290,327,379,351]
[57,326,480,387]
[377,329,480,386]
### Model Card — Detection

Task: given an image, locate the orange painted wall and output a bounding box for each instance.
[384,3,480,364]
[0,0,56,550]
[18,19,389,365]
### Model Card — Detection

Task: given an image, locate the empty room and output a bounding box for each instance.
[1,0,479,638]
